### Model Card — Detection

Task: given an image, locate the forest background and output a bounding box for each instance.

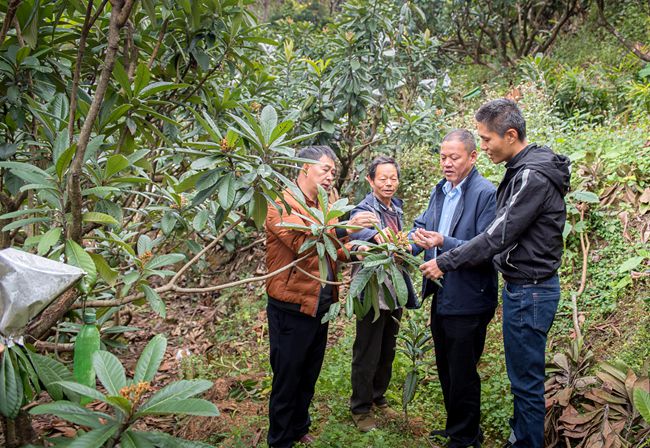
[0,0,649,447]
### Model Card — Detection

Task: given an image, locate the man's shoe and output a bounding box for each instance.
[373,403,401,419]
[428,428,448,440]
[297,433,316,444]
[351,412,377,432]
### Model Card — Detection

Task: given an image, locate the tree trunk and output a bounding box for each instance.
[1,411,36,448]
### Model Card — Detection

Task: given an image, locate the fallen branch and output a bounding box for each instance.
[571,206,591,342]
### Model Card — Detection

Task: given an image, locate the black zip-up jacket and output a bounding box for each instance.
[437,143,571,284]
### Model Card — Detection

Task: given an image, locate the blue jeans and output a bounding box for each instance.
[502,275,560,448]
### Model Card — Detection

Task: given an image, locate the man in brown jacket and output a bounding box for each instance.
[265,145,378,447]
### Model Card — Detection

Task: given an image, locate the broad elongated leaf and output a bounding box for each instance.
[28,352,74,401]
[402,370,418,410]
[82,212,119,226]
[89,252,118,286]
[390,264,408,307]
[65,240,97,286]
[260,105,278,144]
[0,351,23,418]
[105,154,130,178]
[55,144,75,179]
[146,253,185,269]
[136,398,219,417]
[134,334,167,383]
[140,379,213,411]
[37,227,62,255]
[92,351,126,396]
[250,192,268,229]
[2,216,51,232]
[634,387,650,423]
[218,173,236,209]
[66,423,119,448]
[54,381,106,403]
[29,401,111,428]
[139,81,186,98]
[141,284,166,318]
[127,431,217,448]
[348,267,375,299]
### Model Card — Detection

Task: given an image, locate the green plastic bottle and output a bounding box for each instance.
[73,310,100,402]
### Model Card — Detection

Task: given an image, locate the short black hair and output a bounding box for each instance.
[368,156,400,180]
[475,98,527,141]
[442,129,476,153]
[297,145,338,163]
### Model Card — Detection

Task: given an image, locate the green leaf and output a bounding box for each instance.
[92,351,126,396]
[402,370,418,409]
[127,431,217,448]
[137,235,154,257]
[634,387,650,424]
[2,216,51,232]
[134,334,167,383]
[102,104,132,128]
[121,430,156,448]
[218,173,236,209]
[66,423,119,448]
[65,240,97,286]
[82,212,120,226]
[348,267,375,300]
[133,64,151,96]
[250,192,268,229]
[140,379,213,411]
[89,252,119,286]
[161,211,177,235]
[106,395,132,414]
[571,190,600,203]
[390,264,408,307]
[618,256,645,273]
[146,253,185,269]
[29,401,111,428]
[105,154,130,178]
[136,398,219,417]
[0,351,23,418]
[141,284,166,318]
[28,352,74,401]
[55,380,106,403]
[37,227,62,255]
[139,81,186,98]
[260,105,278,144]
[0,207,47,220]
[323,234,338,260]
[113,60,132,97]
[55,144,76,179]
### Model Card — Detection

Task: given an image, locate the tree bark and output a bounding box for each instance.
[66,0,138,243]
[0,0,22,45]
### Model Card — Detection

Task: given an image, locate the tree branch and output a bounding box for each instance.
[66,0,137,243]
[147,18,168,70]
[596,0,650,62]
[0,0,21,45]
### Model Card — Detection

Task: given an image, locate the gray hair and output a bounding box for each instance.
[368,156,400,180]
[441,129,476,153]
[475,98,527,141]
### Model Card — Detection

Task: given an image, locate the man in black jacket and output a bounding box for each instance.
[420,99,571,448]
[410,129,497,448]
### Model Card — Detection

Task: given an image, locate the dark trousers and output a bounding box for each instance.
[350,308,402,414]
[431,307,494,448]
[503,275,560,448]
[267,303,329,448]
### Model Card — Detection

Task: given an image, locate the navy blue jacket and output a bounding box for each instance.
[410,167,498,315]
[350,193,419,309]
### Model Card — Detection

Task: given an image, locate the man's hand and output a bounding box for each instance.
[373,227,393,244]
[412,228,443,249]
[347,212,379,234]
[419,258,444,280]
[356,245,370,260]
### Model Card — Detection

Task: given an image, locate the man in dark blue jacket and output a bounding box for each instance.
[420,99,571,448]
[348,156,419,432]
[410,129,497,448]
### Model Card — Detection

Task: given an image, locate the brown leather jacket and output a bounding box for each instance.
[265,189,348,317]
